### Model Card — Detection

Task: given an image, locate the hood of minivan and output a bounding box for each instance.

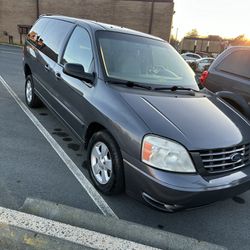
[120,91,250,150]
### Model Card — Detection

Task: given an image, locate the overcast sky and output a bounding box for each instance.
[172,0,250,39]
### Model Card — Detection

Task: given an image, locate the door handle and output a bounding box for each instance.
[44,64,50,71]
[55,72,61,80]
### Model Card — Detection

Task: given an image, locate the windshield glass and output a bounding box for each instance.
[96,31,198,89]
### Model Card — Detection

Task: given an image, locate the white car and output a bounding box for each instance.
[195,57,214,72]
[181,52,202,62]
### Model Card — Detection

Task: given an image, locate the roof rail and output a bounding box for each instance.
[39,13,53,17]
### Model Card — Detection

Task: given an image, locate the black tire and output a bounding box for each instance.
[25,75,42,108]
[87,130,124,195]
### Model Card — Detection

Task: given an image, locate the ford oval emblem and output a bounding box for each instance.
[230,153,243,162]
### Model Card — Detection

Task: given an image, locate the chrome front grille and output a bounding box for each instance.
[200,144,250,174]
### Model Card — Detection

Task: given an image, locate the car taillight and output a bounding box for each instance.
[199,70,209,85]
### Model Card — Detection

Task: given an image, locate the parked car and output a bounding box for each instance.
[195,57,214,73]
[181,52,202,62]
[24,16,250,212]
[186,60,198,72]
[200,46,250,118]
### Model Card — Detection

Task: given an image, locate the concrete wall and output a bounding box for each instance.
[0,0,174,44]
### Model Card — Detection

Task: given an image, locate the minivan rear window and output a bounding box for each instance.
[218,50,250,79]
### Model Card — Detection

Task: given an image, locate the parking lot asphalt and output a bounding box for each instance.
[0,44,250,250]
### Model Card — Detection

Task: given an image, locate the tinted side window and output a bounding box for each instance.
[62,27,94,73]
[39,19,73,62]
[218,50,250,79]
[188,54,199,59]
[27,18,48,46]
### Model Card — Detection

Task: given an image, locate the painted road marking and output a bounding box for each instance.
[0,50,21,55]
[0,206,157,250]
[0,75,118,219]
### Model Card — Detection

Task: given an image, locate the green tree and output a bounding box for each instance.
[186,29,199,37]
[231,34,250,46]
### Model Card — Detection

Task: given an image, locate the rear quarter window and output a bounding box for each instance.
[217,50,250,79]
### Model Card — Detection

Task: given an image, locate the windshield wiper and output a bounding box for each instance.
[154,85,200,92]
[108,79,152,90]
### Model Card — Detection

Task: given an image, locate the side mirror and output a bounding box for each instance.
[63,63,95,83]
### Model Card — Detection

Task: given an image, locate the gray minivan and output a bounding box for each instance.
[24,15,250,211]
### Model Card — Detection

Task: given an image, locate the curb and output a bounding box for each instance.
[0,223,91,250]
[21,198,226,250]
[0,206,155,250]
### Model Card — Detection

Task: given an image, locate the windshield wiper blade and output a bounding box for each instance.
[108,79,152,90]
[154,86,200,92]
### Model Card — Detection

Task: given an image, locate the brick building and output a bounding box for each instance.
[180,36,230,56]
[0,0,174,44]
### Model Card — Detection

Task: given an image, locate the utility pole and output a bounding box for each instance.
[36,0,40,19]
[148,0,155,34]
[175,28,179,41]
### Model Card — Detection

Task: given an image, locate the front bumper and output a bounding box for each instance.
[123,154,250,212]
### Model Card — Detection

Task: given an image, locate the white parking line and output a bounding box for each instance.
[0,75,118,219]
[0,50,21,55]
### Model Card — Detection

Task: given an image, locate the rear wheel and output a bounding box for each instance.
[25,75,42,108]
[87,130,124,195]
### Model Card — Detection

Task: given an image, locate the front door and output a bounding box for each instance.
[53,26,95,137]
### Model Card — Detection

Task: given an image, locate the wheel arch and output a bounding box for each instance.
[84,121,124,152]
[24,64,32,78]
[216,91,250,119]
[84,122,107,149]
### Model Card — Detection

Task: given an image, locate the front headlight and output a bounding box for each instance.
[142,135,196,173]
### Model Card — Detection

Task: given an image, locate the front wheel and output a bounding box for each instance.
[87,130,124,195]
[25,75,42,108]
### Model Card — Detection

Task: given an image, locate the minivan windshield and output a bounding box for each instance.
[96,31,199,90]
